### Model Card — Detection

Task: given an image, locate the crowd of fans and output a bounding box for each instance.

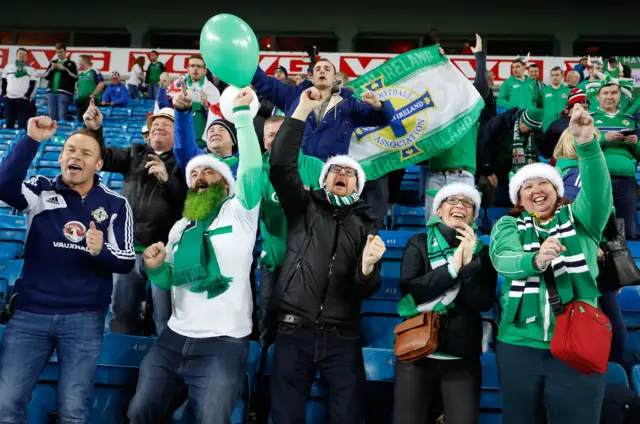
[0,34,639,424]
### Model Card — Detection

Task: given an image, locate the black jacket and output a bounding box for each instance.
[399,227,496,358]
[96,127,188,248]
[540,115,570,159]
[269,118,382,326]
[44,59,78,96]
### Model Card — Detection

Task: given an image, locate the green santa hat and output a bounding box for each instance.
[520,108,544,132]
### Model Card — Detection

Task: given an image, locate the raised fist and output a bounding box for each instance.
[363,234,386,266]
[569,104,596,144]
[83,97,103,131]
[143,242,166,269]
[361,91,382,109]
[233,87,254,108]
[299,87,323,110]
[27,116,57,143]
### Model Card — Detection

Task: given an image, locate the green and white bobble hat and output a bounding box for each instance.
[318,155,366,196]
[430,183,482,220]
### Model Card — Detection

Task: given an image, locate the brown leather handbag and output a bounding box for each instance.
[393,312,440,362]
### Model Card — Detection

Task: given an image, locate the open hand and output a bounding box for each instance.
[83,98,103,131]
[146,155,168,183]
[27,116,57,143]
[86,221,104,257]
[143,242,166,269]
[625,135,638,145]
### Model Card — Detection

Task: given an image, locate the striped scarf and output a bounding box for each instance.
[510,119,538,177]
[324,188,359,207]
[504,206,592,326]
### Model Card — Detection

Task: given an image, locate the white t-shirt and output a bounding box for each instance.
[2,64,39,99]
[128,64,143,86]
[164,197,260,338]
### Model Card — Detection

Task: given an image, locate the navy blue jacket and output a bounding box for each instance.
[0,136,135,314]
[251,66,395,161]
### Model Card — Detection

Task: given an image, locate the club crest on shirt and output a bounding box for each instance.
[63,221,86,243]
[91,207,108,223]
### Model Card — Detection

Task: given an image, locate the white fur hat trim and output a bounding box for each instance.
[319,155,366,196]
[432,183,482,220]
[185,154,235,196]
[509,162,564,205]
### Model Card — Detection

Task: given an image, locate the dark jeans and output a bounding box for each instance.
[46,92,73,122]
[611,176,637,240]
[0,310,105,422]
[109,254,172,336]
[361,174,389,230]
[599,289,627,364]
[128,328,248,424]
[496,341,606,424]
[394,357,481,424]
[128,84,140,100]
[76,97,92,123]
[258,266,280,349]
[270,322,365,424]
[148,83,158,100]
[3,97,32,129]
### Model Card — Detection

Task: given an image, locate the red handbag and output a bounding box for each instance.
[545,269,612,375]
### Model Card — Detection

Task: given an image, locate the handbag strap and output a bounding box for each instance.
[543,266,564,317]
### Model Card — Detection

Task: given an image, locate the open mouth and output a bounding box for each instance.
[335,181,346,188]
[533,196,546,204]
[68,164,82,174]
[195,180,209,191]
[451,212,466,219]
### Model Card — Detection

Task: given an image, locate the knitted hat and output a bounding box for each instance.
[146,107,174,130]
[275,65,288,77]
[567,87,587,108]
[111,72,121,82]
[319,155,366,196]
[185,154,235,196]
[509,163,564,205]
[431,183,482,220]
[520,108,544,131]
[206,119,238,146]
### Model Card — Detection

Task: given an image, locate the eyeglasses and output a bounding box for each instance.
[329,166,357,177]
[445,197,474,208]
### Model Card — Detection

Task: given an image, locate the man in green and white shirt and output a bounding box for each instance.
[75,55,105,122]
[541,66,570,131]
[128,88,261,423]
[1,47,38,129]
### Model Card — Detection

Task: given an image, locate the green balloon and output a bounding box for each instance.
[200,14,259,88]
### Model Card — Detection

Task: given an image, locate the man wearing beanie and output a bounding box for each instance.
[127,88,262,423]
[268,87,385,424]
[101,72,129,107]
[497,55,541,110]
[173,82,240,176]
[477,107,544,206]
[274,65,288,81]
[540,87,589,158]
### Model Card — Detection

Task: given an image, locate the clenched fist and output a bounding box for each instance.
[361,91,382,109]
[27,116,57,143]
[569,104,596,144]
[143,242,166,269]
[362,234,386,276]
[86,221,104,257]
[83,97,103,131]
[234,87,254,108]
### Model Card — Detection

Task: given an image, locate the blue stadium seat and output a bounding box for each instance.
[606,362,629,387]
[42,136,66,152]
[618,287,640,327]
[363,347,395,382]
[480,353,501,411]
[374,230,413,301]
[131,108,149,117]
[361,299,401,348]
[0,215,27,261]
[131,136,146,145]
[487,207,510,230]
[391,205,425,230]
[0,260,23,313]
[37,168,59,179]
[55,121,75,132]
[39,151,60,161]
[0,129,21,141]
[111,108,131,118]
[107,137,130,146]
[0,201,12,215]
[378,230,413,260]
[629,241,640,259]
[400,180,419,192]
[632,365,640,396]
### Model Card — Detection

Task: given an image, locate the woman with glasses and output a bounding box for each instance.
[394,183,496,424]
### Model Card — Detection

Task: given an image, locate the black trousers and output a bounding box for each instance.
[394,357,481,424]
[361,174,389,230]
[76,97,92,123]
[3,97,31,130]
[258,266,280,349]
[270,322,365,424]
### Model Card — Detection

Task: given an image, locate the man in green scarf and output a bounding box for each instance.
[1,47,38,129]
[129,87,262,423]
[258,115,324,348]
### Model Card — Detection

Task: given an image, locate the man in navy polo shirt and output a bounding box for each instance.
[0,116,135,422]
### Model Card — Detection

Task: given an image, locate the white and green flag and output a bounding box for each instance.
[347,46,485,180]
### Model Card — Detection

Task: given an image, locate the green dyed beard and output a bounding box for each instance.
[183,183,227,221]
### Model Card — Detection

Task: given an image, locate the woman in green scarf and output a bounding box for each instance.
[490,104,611,424]
[394,183,496,424]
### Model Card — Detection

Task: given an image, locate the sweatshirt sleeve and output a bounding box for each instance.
[251,66,302,113]
[102,86,112,104]
[112,86,129,106]
[472,51,490,99]
[173,107,203,171]
[92,197,135,274]
[233,106,262,210]
[349,98,395,128]
[497,81,511,109]
[0,136,41,211]
[572,138,612,241]
[490,216,541,280]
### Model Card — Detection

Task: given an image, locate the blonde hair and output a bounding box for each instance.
[553,128,601,160]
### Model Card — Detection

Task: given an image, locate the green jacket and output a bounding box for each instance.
[578,79,632,113]
[541,85,570,131]
[497,76,540,110]
[593,110,640,177]
[429,122,479,174]
[259,151,324,271]
[626,96,640,116]
[490,139,611,349]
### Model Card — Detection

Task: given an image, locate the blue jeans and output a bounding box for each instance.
[496,341,606,424]
[611,176,637,240]
[598,289,627,364]
[424,170,476,222]
[128,84,140,100]
[0,310,105,423]
[270,322,365,424]
[147,83,158,100]
[109,253,172,336]
[127,328,248,424]
[46,92,73,122]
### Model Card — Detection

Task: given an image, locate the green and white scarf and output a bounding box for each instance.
[504,206,593,325]
[14,61,28,78]
[172,198,232,299]
[324,188,359,207]
[510,119,538,177]
[186,75,206,112]
[397,216,483,318]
